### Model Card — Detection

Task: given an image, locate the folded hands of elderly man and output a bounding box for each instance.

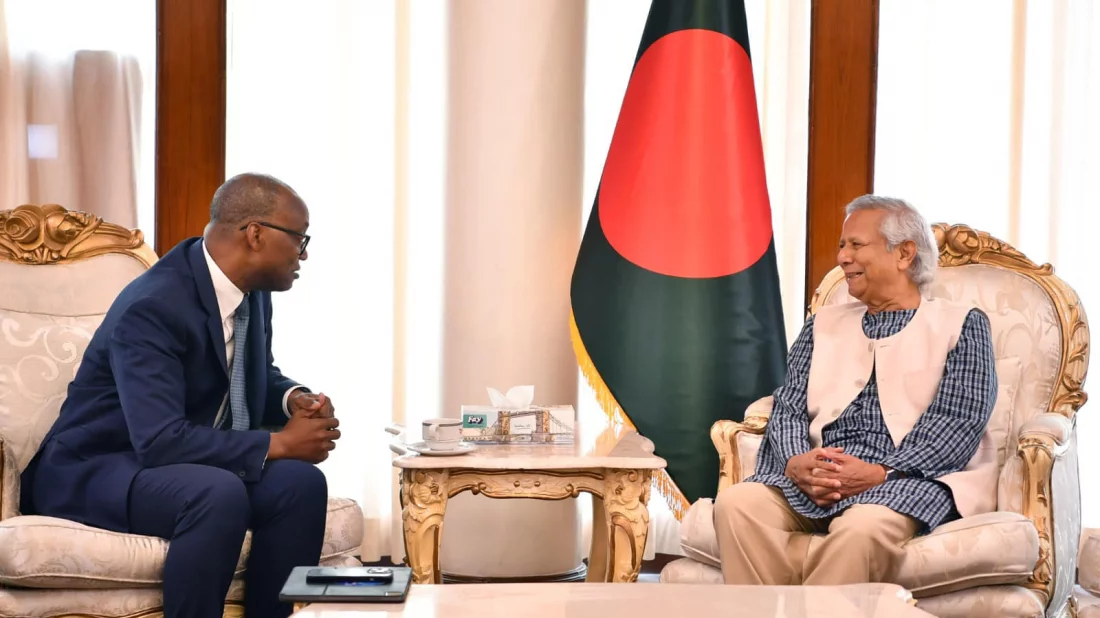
[783,447,888,507]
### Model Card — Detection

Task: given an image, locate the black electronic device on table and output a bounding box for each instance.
[279,565,412,603]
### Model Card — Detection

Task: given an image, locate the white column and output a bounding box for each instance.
[439,0,586,579]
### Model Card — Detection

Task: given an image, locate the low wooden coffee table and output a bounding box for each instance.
[291,582,935,617]
[390,427,666,584]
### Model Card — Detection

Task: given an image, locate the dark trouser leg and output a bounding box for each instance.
[128,464,250,618]
[243,459,328,618]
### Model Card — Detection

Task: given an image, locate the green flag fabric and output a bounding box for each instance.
[570,0,788,517]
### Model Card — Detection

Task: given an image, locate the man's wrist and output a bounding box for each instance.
[283,386,308,417]
[267,433,287,460]
[879,465,904,483]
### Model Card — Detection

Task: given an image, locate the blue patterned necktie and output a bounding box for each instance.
[228,294,251,431]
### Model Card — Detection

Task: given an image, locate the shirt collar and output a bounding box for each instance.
[201,240,245,322]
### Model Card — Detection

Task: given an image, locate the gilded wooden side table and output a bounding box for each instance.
[391,428,666,584]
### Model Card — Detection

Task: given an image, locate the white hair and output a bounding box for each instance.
[844,195,938,292]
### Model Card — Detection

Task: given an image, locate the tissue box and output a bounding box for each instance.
[460,405,575,445]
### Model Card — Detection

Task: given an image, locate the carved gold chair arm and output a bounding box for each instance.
[711,396,773,493]
[0,437,19,521]
[1015,412,1075,609]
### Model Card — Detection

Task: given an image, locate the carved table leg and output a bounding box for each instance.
[401,469,450,584]
[586,495,610,582]
[601,468,652,582]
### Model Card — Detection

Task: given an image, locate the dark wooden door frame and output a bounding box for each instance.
[154,0,227,255]
[804,0,880,308]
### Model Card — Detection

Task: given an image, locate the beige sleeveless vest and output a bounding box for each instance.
[807,298,996,517]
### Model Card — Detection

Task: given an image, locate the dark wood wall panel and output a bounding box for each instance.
[155,0,227,254]
[805,0,879,306]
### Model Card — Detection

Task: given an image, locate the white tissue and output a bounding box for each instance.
[486,385,535,410]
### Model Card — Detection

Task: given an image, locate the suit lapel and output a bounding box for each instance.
[187,241,229,376]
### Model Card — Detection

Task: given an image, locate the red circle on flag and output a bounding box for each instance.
[599,29,773,279]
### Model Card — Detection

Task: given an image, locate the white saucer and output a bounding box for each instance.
[406,441,476,456]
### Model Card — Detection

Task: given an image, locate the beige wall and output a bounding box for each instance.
[438,0,587,578]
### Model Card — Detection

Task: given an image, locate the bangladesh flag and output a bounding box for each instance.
[570,0,788,517]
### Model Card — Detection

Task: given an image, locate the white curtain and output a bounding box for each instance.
[225,0,398,561]
[390,0,449,562]
[0,0,155,232]
[580,0,810,557]
[875,0,1100,523]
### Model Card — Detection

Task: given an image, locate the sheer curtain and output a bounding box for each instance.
[225,0,398,561]
[875,0,1100,523]
[390,0,449,561]
[581,0,810,556]
[0,0,155,232]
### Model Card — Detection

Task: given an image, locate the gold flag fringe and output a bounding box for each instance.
[569,309,691,521]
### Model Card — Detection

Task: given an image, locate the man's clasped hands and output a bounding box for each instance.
[268,391,341,463]
[784,447,889,507]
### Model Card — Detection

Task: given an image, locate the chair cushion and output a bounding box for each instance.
[678,498,720,567]
[1080,528,1100,596]
[914,585,1046,618]
[0,579,247,618]
[678,499,1037,596]
[895,511,1038,596]
[659,557,723,584]
[0,497,363,589]
[1077,586,1100,618]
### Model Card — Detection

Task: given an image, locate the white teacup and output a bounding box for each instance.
[422,417,462,450]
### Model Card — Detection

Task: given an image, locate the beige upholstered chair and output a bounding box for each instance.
[661,223,1088,618]
[0,205,364,617]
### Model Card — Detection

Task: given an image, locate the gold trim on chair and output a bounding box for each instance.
[0,204,157,268]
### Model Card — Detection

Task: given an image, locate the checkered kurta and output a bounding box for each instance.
[746,307,997,532]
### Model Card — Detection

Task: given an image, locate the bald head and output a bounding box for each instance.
[209,173,301,227]
[203,172,309,293]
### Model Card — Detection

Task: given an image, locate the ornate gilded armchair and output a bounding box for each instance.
[661,224,1088,618]
[0,205,364,617]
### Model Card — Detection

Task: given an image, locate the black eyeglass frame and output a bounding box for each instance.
[239,221,310,255]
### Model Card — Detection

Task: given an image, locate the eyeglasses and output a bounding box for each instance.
[239,221,310,256]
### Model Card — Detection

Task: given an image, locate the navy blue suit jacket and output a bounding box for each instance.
[20,238,301,532]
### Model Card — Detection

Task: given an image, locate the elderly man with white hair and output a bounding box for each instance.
[714,195,998,587]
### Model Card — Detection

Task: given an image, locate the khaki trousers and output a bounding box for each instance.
[713,482,920,586]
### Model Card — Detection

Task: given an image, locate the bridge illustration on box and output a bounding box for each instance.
[460,386,575,445]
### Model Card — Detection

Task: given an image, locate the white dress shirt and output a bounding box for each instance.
[202,241,300,427]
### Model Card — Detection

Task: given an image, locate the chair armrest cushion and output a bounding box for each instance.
[1018,413,1072,446]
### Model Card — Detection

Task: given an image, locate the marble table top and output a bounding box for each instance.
[291,582,935,617]
[390,423,667,470]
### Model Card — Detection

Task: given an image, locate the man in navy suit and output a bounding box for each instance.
[21,173,340,618]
